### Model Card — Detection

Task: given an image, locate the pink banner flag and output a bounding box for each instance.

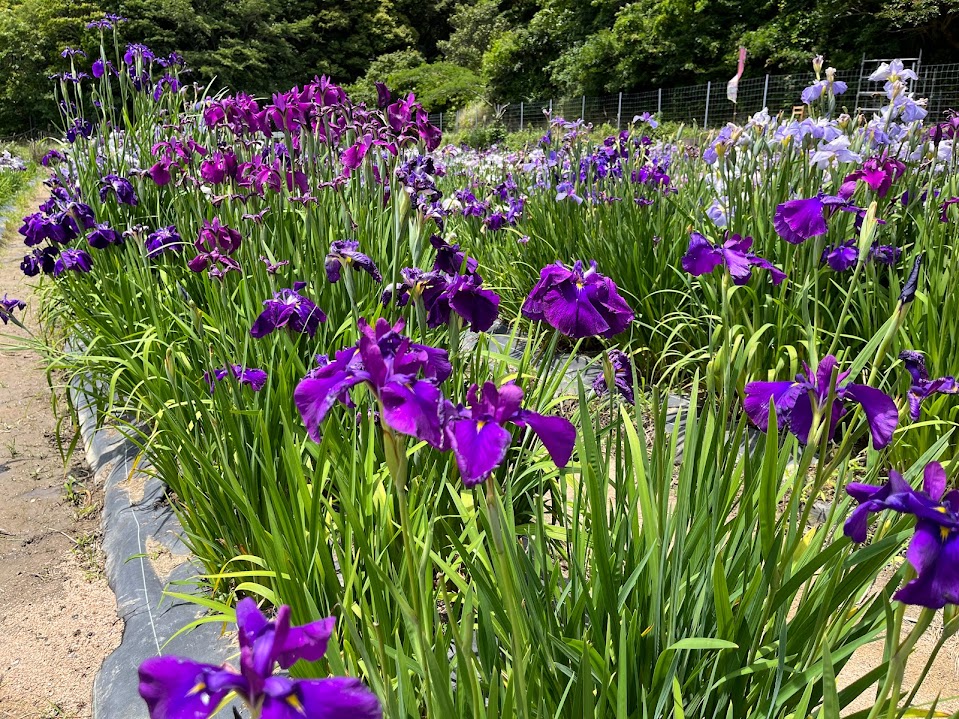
[727,46,748,103]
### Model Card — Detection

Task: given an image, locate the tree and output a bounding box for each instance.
[0,0,101,136]
[437,0,507,71]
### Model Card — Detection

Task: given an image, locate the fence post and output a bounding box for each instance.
[438,112,443,132]
[549,98,553,116]
[704,81,711,126]
[617,92,622,129]
[519,102,524,131]
[657,87,662,116]
[762,74,770,110]
[581,95,586,121]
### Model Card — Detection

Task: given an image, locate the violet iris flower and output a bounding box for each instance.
[899,351,958,421]
[431,234,479,277]
[427,274,500,332]
[593,349,635,404]
[145,226,184,257]
[821,240,901,271]
[251,282,326,339]
[446,382,575,486]
[138,598,381,719]
[821,240,859,272]
[682,232,786,285]
[260,256,289,274]
[53,249,93,275]
[99,174,138,206]
[839,155,906,199]
[844,462,959,608]
[189,219,243,277]
[743,354,898,448]
[523,260,634,339]
[381,268,448,309]
[21,247,59,277]
[325,240,382,283]
[0,295,26,325]
[555,181,583,204]
[294,318,451,447]
[940,197,959,223]
[204,365,268,393]
[773,194,848,244]
[87,223,123,249]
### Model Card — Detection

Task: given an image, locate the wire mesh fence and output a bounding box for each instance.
[428,64,959,134]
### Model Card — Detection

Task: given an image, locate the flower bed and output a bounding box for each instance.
[18,23,959,718]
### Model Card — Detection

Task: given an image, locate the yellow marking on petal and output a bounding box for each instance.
[187,681,206,696]
[576,281,584,289]
[287,694,306,714]
[936,506,948,514]
[942,526,951,542]
[477,421,486,430]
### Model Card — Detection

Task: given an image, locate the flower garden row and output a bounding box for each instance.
[9,18,959,717]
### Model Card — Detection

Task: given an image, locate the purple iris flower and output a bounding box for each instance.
[681,232,786,285]
[773,194,849,244]
[325,240,382,283]
[899,351,958,421]
[53,249,93,275]
[446,382,575,487]
[430,234,479,277]
[844,462,959,608]
[427,274,500,332]
[743,354,898,448]
[593,349,635,404]
[940,197,959,223]
[138,598,381,719]
[21,247,59,277]
[250,282,326,339]
[189,219,243,277]
[0,295,26,325]
[821,240,859,272]
[375,82,391,108]
[145,226,184,257]
[203,365,268,393]
[381,268,448,309]
[869,243,901,265]
[555,181,583,204]
[523,260,634,339]
[260,256,289,274]
[99,174,138,206]
[19,212,70,246]
[196,218,242,254]
[87,222,123,249]
[839,155,906,199]
[294,318,451,447]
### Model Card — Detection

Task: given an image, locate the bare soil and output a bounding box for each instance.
[0,188,121,719]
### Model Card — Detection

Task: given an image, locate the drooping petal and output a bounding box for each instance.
[261,677,382,719]
[379,379,445,448]
[294,371,363,443]
[842,383,899,449]
[743,381,801,430]
[448,418,513,487]
[512,411,576,468]
[774,196,827,244]
[275,616,336,669]
[895,530,959,609]
[681,232,724,277]
[138,657,238,719]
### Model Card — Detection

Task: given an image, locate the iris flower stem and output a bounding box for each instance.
[867,605,935,719]
[484,478,529,719]
[342,268,361,332]
[381,424,435,709]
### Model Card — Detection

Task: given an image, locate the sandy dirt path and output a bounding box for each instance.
[0,186,121,719]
